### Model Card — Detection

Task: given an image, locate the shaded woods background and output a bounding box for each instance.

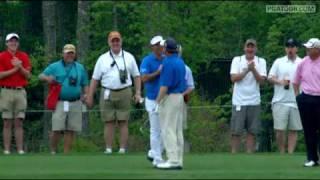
[0,0,319,153]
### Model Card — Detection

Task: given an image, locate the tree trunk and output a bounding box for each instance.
[42,0,57,149]
[147,1,153,35]
[76,0,91,135]
[77,0,90,64]
[42,1,57,61]
[112,1,118,30]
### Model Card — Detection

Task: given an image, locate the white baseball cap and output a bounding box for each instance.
[150,35,163,45]
[303,38,320,48]
[5,33,20,41]
[160,39,165,46]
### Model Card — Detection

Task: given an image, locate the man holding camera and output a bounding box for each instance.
[86,31,141,154]
[268,38,302,154]
[39,44,89,154]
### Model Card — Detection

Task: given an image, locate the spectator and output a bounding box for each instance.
[268,38,302,154]
[0,33,31,155]
[39,44,89,154]
[86,31,141,154]
[230,39,267,153]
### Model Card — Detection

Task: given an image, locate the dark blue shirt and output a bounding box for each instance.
[160,54,186,94]
[140,53,163,100]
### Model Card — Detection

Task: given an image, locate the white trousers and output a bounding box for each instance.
[159,94,184,165]
[145,98,163,161]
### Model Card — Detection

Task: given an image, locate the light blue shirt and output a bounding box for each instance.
[42,60,89,100]
[185,65,195,90]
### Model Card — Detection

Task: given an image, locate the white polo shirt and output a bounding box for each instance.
[92,49,140,89]
[268,56,302,108]
[230,55,267,106]
[185,65,195,89]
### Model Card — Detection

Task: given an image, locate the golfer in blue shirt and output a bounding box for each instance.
[155,38,186,170]
[140,35,165,166]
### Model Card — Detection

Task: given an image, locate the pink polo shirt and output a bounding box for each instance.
[293,56,320,96]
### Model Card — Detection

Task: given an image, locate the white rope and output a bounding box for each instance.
[14,101,298,113]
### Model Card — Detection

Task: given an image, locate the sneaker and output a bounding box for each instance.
[147,150,154,162]
[156,161,182,170]
[18,150,25,155]
[304,160,319,167]
[147,155,154,162]
[118,148,126,154]
[152,159,165,167]
[104,148,112,154]
[3,150,10,155]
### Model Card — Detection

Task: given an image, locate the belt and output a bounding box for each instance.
[0,86,24,90]
[59,98,80,102]
[103,86,130,92]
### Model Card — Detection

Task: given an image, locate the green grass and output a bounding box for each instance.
[0,153,319,179]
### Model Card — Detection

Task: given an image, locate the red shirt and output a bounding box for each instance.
[0,50,31,87]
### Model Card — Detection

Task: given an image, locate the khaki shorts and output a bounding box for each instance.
[99,87,132,122]
[52,101,83,132]
[272,103,302,131]
[0,88,27,119]
[230,105,261,135]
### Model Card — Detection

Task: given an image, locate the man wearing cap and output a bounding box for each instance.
[293,38,320,167]
[268,38,302,154]
[0,33,31,155]
[155,38,186,170]
[86,31,141,154]
[230,38,267,153]
[140,35,164,166]
[39,44,89,154]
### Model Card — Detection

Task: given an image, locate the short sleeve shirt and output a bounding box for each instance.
[185,65,195,89]
[268,56,302,107]
[0,50,31,87]
[140,53,162,100]
[92,50,140,89]
[230,55,267,106]
[293,56,320,96]
[160,54,186,94]
[42,60,89,100]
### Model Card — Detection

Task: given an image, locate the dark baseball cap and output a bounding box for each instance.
[285,38,299,47]
[165,38,178,52]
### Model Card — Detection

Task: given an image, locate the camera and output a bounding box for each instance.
[111,61,116,67]
[69,77,78,86]
[119,70,127,84]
